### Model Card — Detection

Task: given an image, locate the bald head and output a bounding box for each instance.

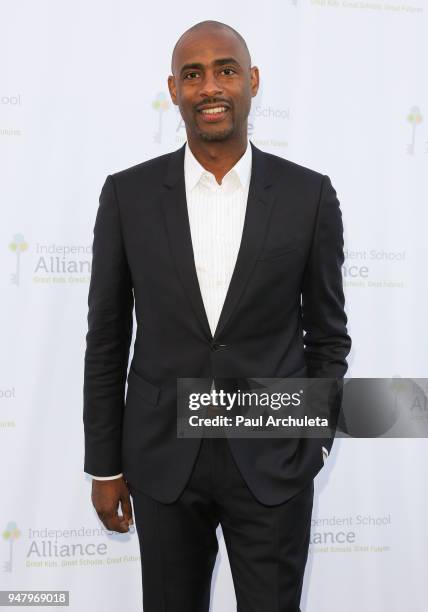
[171,20,251,75]
[167,20,259,146]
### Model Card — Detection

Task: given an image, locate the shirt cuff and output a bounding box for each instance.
[89,473,123,480]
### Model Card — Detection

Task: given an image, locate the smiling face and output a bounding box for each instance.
[168,25,259,143]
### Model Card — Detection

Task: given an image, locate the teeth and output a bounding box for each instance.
[201,107,227,114]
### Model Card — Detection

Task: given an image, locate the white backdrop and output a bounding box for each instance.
[1,1,427,610]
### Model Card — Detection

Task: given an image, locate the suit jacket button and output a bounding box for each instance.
[211,343,228,351]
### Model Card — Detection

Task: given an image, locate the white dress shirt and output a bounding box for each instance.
[184,139,252,336]
[90,140,252,480]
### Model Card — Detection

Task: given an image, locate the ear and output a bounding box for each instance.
[250,66,260,98]
[168,75,178,105]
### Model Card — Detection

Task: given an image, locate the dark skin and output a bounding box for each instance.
[168,26,259,184]
[91,477,133,533]
[91,25,258,533]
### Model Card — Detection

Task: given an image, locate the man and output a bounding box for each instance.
[83,20,351,612]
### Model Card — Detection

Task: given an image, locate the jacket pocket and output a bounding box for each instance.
[257,243,298,261]
[126,367,161,406]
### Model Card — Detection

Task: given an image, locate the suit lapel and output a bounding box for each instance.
[160,140,277,342]
[212,142,277,340]
[161,143,212,340]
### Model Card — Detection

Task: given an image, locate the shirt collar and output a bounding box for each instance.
[184,140,252,193]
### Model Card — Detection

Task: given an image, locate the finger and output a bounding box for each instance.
[96,509,131,533]
[120,493,134,525]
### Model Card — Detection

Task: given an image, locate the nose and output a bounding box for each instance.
[199,70,223,99]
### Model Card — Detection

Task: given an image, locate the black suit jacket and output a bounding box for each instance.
[83,140,351,505]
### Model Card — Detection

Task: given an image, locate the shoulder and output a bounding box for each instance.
[109,148,177,187]
[253,145,327,202]
[256,145,325,184]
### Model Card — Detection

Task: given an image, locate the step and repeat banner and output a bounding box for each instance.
[1,1,427,610]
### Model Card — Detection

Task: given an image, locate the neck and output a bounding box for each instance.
[186,133,248,185]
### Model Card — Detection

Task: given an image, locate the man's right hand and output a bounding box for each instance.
[91,477,134,533]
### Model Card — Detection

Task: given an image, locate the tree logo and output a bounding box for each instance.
[8,233,29,286]
[3,521,21,572]
[406,106,423,155]
[152,92,170,144]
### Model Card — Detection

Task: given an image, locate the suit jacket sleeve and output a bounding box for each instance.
[83,174,134,477]
[301,174,351,379]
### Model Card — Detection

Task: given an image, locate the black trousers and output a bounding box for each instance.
[128,436,314,612]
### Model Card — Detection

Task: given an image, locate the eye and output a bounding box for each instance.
[184,72,200,80]
[221,67,236,76]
